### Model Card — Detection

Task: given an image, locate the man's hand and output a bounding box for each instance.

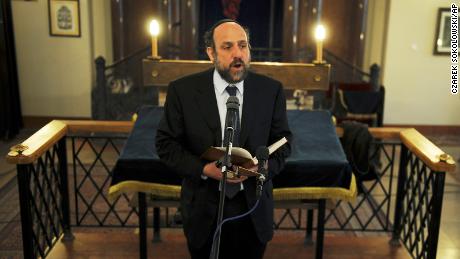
[202,161,248,183]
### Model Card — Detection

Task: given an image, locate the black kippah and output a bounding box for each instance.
[209,19,242,32]
[204,19,248,49]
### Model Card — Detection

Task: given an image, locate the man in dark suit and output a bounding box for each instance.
[156,19,291,259]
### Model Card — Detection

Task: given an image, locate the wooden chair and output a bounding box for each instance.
[331,82,385,127]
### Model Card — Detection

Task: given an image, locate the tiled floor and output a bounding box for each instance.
[0,128,459,258]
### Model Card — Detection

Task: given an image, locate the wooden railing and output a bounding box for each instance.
[7,122,420,168]
[400,128,456,173]
[5,120,456,259]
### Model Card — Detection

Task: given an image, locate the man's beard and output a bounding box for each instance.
[215,58,250,84]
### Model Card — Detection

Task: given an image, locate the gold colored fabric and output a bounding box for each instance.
[109,174,357,203]
[273,174,357,202]
[108,181,181,202]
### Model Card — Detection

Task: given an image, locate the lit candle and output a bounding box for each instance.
[314,24,326,63]
[149,19,160,58]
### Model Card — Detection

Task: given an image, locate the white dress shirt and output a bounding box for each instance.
[213,69,244,144]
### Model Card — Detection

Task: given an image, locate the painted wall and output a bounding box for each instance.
[11,0,112,118]
[91,0,113,66]
[383,0,459,125]
[363,0,388,76]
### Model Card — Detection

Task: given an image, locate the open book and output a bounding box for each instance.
[200,137,288,169]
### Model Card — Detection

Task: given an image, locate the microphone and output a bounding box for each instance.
[256,146,269,198]
[223,96,239,148]
[217,96,240,170]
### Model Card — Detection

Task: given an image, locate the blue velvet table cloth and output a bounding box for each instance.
[109,106,356,201]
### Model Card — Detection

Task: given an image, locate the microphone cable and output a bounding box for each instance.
[209,146,268,258]
[209,198,261,259]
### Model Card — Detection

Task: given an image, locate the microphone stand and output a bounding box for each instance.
[211,96,239,259]
[211,125,235,259]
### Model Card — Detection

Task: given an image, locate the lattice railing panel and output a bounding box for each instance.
[18,144,65,258]
[71,136,139,227]
[273,141,399,231]
[325,141,399,231]
[397,151,444,259]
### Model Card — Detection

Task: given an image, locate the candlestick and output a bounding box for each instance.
[151,35,158,57]
[314,24,326,63]
[316,40,323,63]
[149,19,160,59]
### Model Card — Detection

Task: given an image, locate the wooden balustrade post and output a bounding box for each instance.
[58,137,74,241]
[427,172,446,258]
[390,145,408,245]
[95,56,107,120]
[370,63,380,91]
[16,164,35,258]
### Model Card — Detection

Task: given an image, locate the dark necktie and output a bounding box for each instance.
[225,85,240,198]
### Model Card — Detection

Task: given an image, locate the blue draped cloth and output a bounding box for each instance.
[110,106,354,199]
[343,91,383,114]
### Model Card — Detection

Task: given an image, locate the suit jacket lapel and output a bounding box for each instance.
[194,70,222,146]
[240,73,257,147]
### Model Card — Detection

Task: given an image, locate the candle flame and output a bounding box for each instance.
[315,24,326,41]
[149,20,160,36]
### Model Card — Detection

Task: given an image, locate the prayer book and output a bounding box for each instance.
[200,137,288,169]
